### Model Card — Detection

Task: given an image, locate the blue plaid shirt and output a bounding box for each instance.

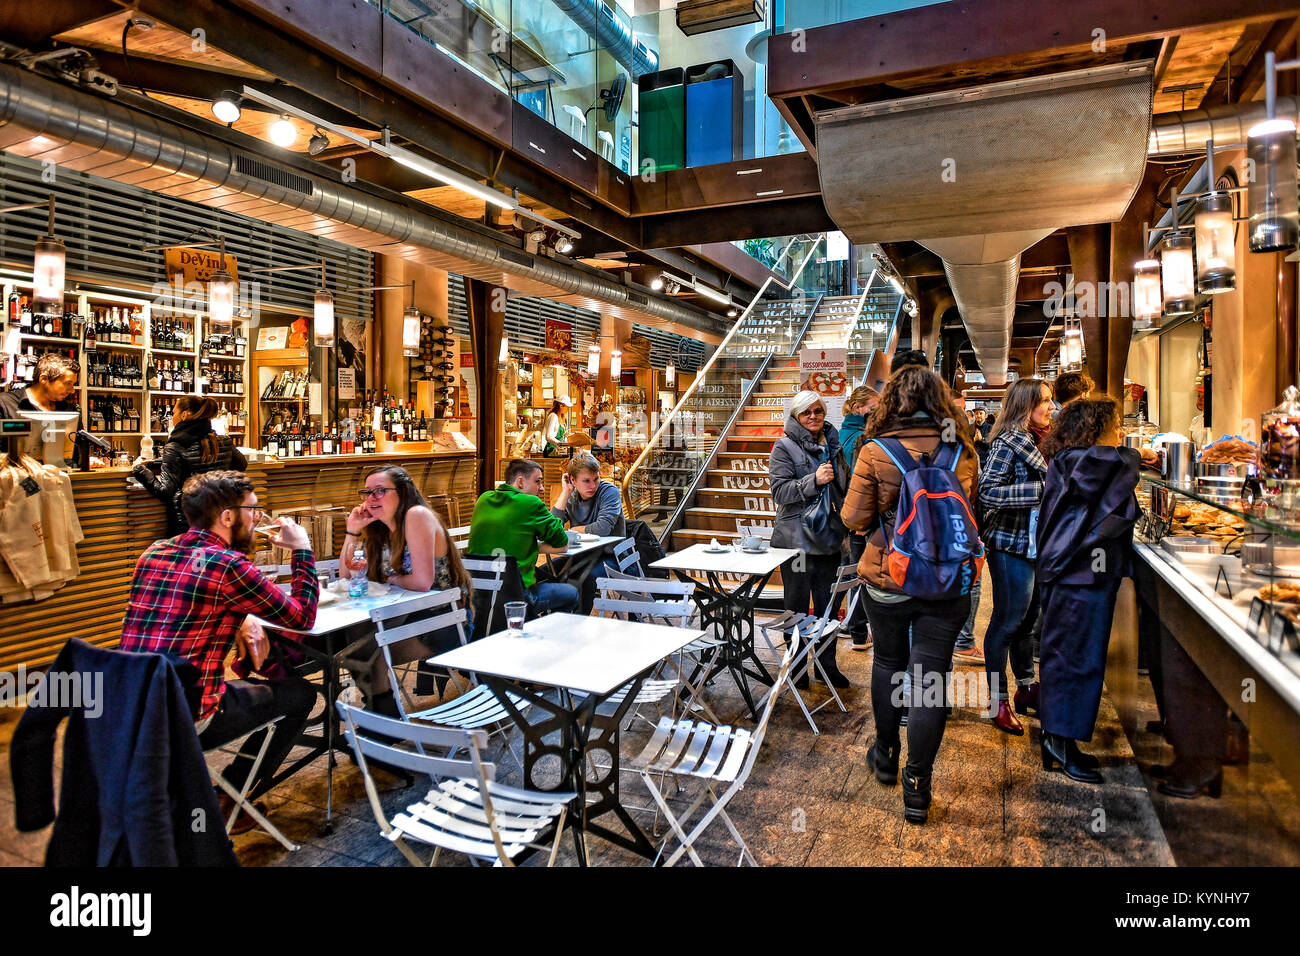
[978,426,1047,555]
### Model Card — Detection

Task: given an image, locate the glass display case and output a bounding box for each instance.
[1138,475,1300,677]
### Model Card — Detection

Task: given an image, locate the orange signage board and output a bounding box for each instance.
[164,247,240,290]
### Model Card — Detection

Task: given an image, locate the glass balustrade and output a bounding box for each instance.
[622,236,826,534]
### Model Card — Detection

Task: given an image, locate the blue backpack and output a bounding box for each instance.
[867,437,985,600]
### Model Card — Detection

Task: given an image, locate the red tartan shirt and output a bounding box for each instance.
[120,528,319,720]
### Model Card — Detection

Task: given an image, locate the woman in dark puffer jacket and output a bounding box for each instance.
[134,396,247,536]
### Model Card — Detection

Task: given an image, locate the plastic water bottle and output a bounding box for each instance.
[348,544,369,598]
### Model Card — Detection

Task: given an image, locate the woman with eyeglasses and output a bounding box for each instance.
[769,389,850,688]
[337,466,474,714]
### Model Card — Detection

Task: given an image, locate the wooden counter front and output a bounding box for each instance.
[0,450,478,672]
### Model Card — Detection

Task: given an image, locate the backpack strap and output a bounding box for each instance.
[866,436,919,474]
[932,441,962,473]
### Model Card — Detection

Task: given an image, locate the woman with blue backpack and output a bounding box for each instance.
[841,366,982,824]
[978,378,1055,737]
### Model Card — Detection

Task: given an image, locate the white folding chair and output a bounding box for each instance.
[203,718,300,851]
[611,536,644,577]
[336,702,575,867]
[595,572,724,726]
[369,589,527,771]
[448,526,471,551]
[756,563,856,734]
[629,629,801,866]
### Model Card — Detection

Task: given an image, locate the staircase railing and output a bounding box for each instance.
[621,235,827,525]
[843,272,906,387]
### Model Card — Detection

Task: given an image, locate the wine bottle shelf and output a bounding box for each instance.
[87,386,145,394]
[150,348,196,358]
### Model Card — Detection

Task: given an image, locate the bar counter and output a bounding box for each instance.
[1108,543,1300,796]
[0,449,478,672]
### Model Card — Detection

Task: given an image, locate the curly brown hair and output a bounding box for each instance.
[864,365,976,458]
[1040,397,1120,458]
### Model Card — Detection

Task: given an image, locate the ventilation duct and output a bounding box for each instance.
[550,0,659,79]
[0,63,720,338]
[814,62,1154,384]
[1149,96,1300,156]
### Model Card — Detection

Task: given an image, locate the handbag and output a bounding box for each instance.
[800,446,846,547]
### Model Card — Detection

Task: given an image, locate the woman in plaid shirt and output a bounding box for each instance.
[978,379,1054,736]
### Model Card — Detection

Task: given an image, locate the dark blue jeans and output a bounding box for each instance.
[526,581,580,617]
[983,549,1038,701]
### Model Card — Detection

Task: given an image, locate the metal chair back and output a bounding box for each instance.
[368,589,468,720]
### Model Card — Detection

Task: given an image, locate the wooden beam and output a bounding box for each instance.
[0,0,118,48]
[768,0,1300,99]
[465,278,504,494]
[1066,224,1111,391]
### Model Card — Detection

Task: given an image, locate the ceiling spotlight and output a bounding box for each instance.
[269,115,296,148]
[727,307,738,318]
[527,228,548,244]
[664,278,681,295]
[650,275,665,292]
[307,127,330,156]
[211,93,242,124]
[554,235,574,255]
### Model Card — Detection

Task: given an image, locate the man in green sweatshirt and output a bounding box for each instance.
[467,458,579,616]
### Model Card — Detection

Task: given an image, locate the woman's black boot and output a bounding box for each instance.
[901,768,931,824]
[1041,732,1103,784]
[867,738,899,785]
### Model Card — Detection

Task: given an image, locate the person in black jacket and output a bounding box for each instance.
[11,638,238,866]
[1035,398,1140,783]
[134,396,247,536]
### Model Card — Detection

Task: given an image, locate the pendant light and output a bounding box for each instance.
[610,349,622,379]
[665,361,676,387]
[208,237,235,335]
[587,343,601,376]
[311,258,335,348]
[31,196,65,309]
[1061,316,1083,369]
[402,282,420,357]
[1158,188,1195,316]
[499,335,509,364]
[1194,141,1236,294]
[1133,259,1162,326]
[1248,53,1300,253]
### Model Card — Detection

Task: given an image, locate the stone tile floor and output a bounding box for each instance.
[2,586,1297,866]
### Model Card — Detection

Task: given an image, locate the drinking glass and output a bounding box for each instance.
[505,601,527,636]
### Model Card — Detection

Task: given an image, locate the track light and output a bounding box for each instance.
[692,278,731,306]
[307,127,330,156]
[212,92,242,124]
[727,307,738,318]
[650,275,665,292]
[269,114,296,148]
[527,228,548,244]
[554,235,574,255]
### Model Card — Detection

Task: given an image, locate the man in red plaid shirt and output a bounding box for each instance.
[121,470,319,809]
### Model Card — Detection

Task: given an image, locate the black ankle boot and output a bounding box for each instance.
[901,768,931,824]
[1041,732,1103,784]
[867,739,899,786]
[817,643,851,688]
[1067,739,1100,771]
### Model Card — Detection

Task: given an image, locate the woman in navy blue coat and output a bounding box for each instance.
[1035,398,1140,784]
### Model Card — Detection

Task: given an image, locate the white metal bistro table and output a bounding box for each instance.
[253,584,436,832]
[541,534,623,585]
[651,543,801,719]
[430,612,706,862]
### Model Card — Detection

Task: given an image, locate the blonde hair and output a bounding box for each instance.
[567,450,601,478]
[846,385,880,412]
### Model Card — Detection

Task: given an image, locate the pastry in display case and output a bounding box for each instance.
[1139,474,1300,672]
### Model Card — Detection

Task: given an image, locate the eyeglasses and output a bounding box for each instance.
[358,487,397,500]
[235,505,264,518]
[799,407,826,416]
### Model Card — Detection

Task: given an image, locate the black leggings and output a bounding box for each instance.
[863,591,970,778]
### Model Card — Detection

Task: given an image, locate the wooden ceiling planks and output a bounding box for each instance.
[1153,23,1250,113]
[149,93,374,156]
[54,10,274,79]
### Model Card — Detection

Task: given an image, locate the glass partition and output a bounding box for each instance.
[774,0,950,33]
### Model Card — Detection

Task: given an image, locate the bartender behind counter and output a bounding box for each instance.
[543,395,574,457]
[0,353,81,455]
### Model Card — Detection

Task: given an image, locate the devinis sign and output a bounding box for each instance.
[164,247,240,291]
